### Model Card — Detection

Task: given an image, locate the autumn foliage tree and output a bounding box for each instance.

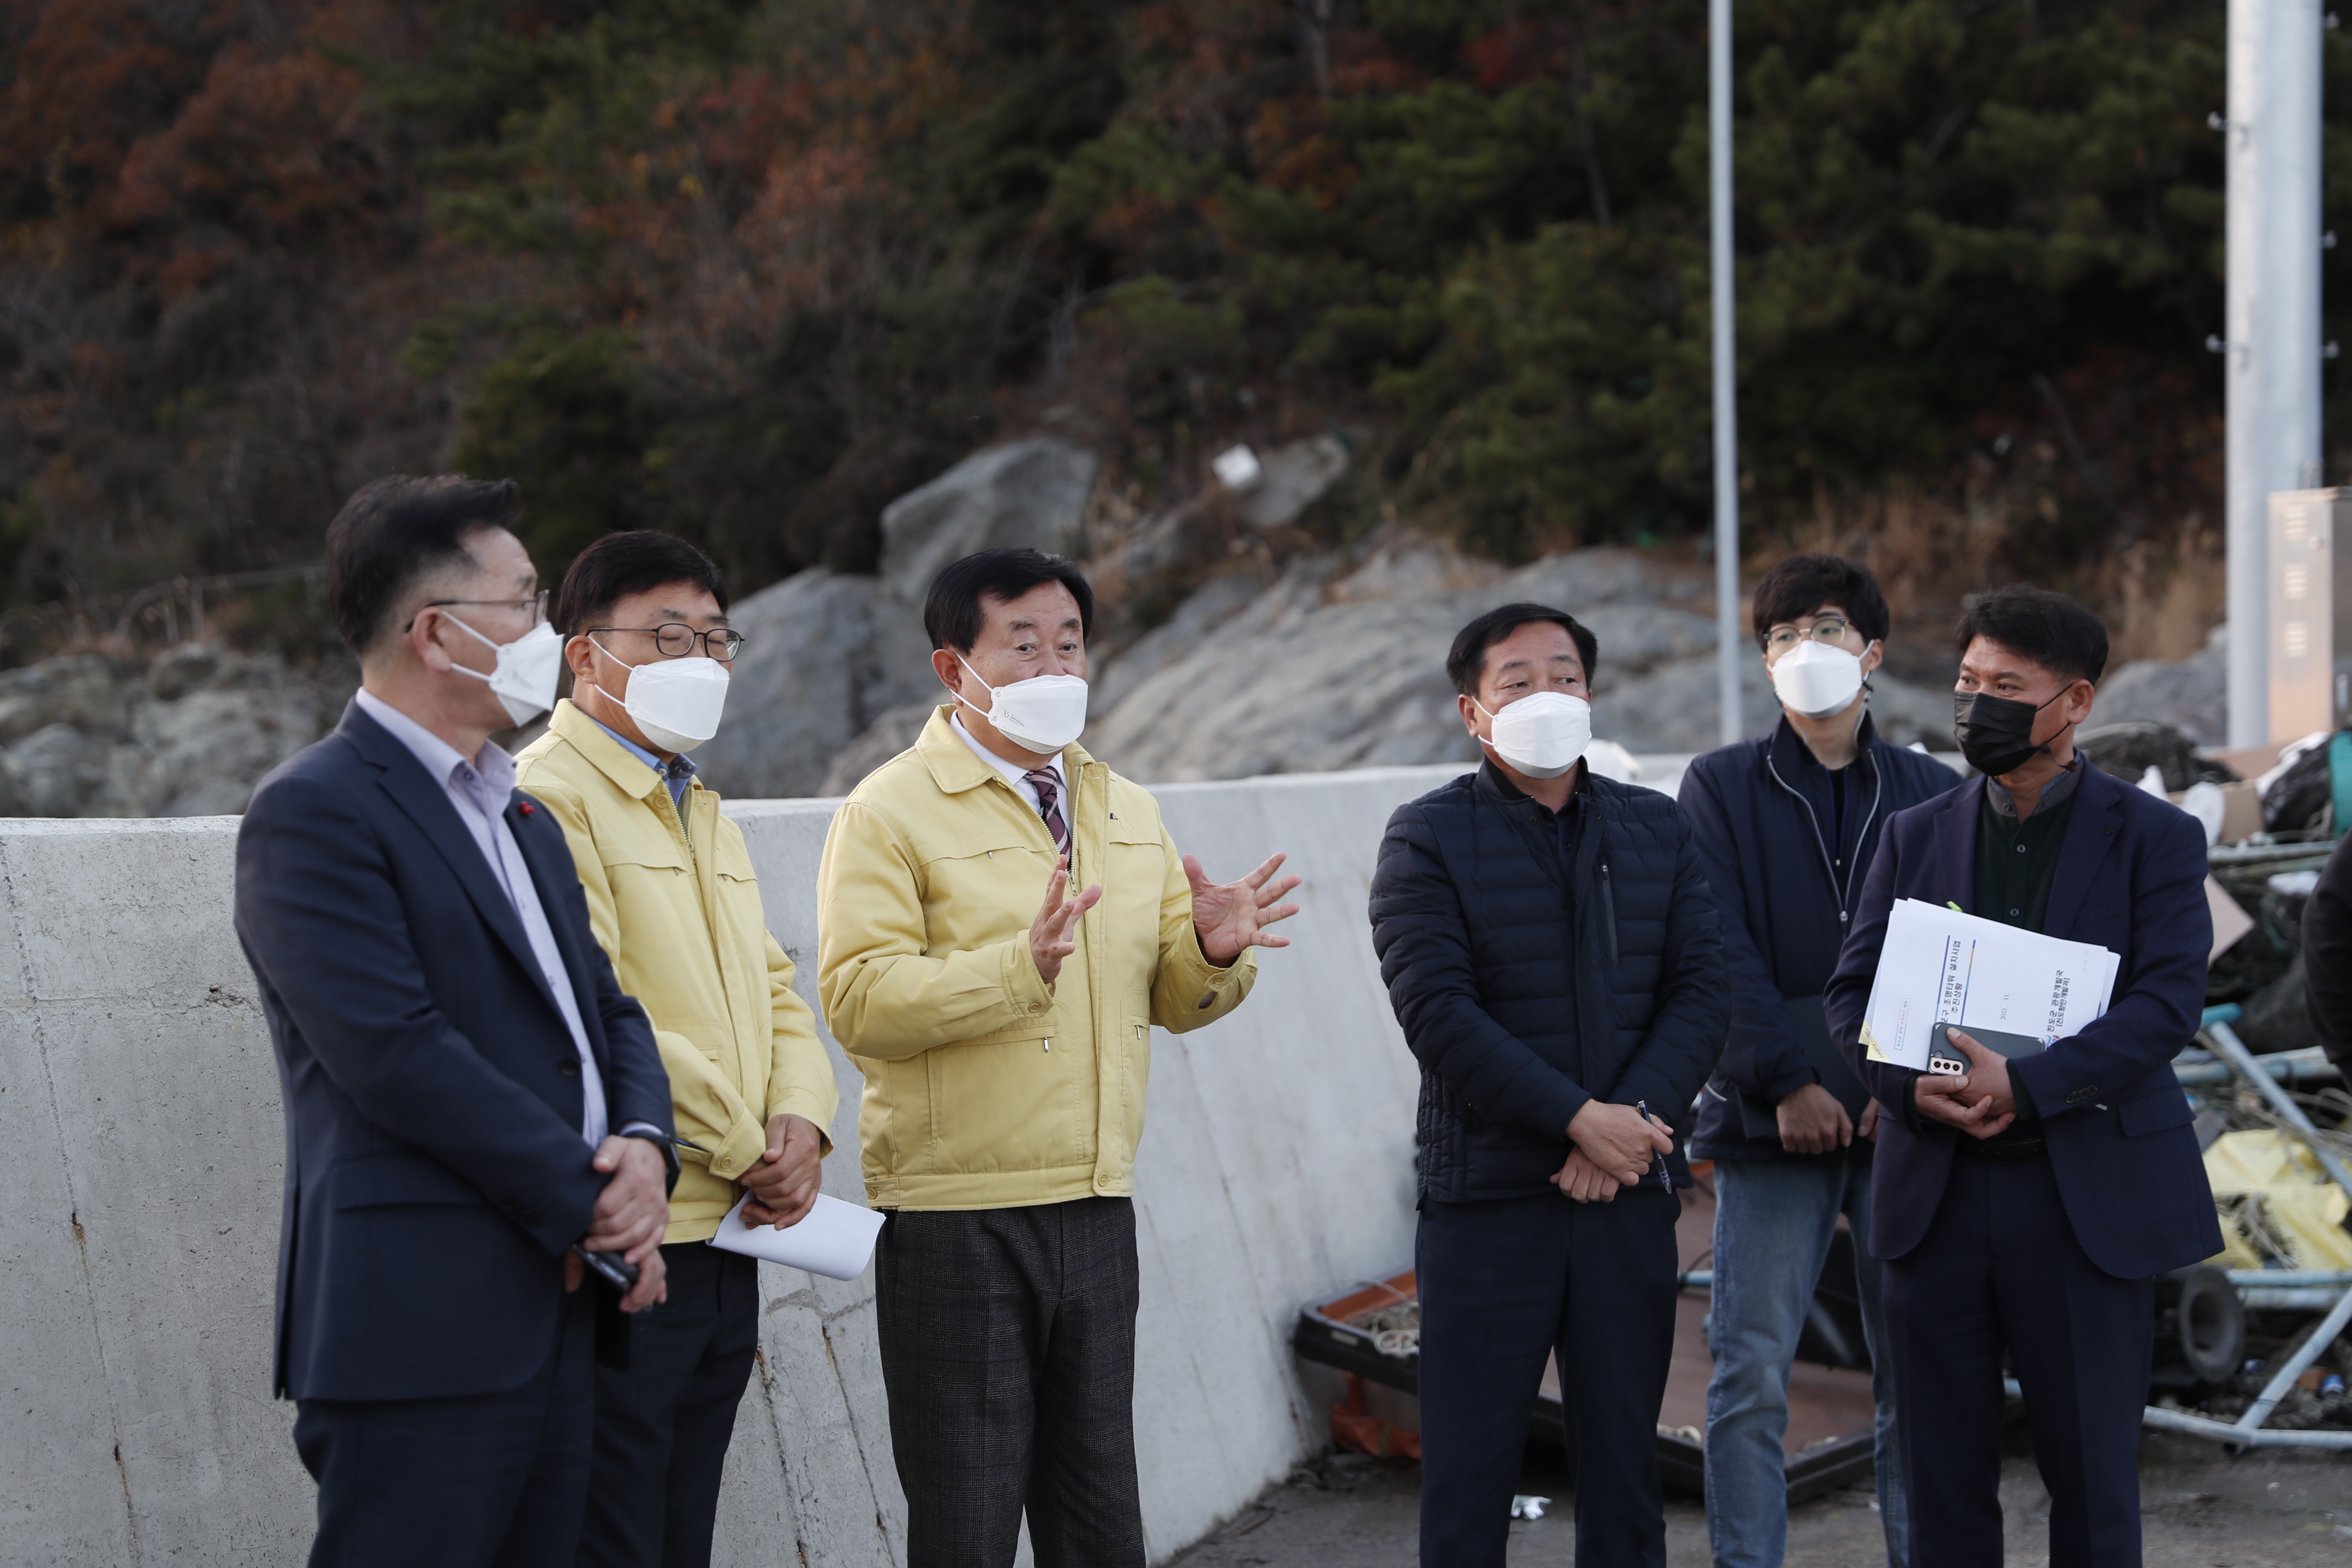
[0,0,2345,661]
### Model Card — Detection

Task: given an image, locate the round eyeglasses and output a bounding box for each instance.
[587,624,747,662]
[1763,616,1853,652]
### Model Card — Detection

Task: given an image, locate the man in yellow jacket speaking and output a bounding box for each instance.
[516,530,839,1568]
[818,547,1300,1568]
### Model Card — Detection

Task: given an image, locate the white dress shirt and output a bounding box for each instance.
[952,709,1069,817]
[354,689,611,1146]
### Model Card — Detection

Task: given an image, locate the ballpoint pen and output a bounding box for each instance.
[1635,1099,1673,1193]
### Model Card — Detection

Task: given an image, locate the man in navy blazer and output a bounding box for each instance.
[1825,586,2219,1568]
[236,475,677,1568]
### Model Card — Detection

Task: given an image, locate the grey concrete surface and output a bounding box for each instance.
[1170,1436,2352,1567]
[3,758,1487,1566]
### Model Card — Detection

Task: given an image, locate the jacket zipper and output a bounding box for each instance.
[1765,745,1883,932]
[1598,861,1621,966]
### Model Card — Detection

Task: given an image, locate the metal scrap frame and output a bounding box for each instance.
[2150,1009,2352,1449]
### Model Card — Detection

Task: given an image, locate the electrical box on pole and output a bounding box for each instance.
[2221,0,2326,749]
[2268,488,2352,741]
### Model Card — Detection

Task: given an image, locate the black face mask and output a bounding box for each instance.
[1952,689,2068,777]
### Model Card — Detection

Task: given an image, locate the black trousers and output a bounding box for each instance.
[1416,1186,1681,1568]
[580,1242,761,1568]
[874,1196,1144,1568]
[1882,1153,2155,1567]
[294,1285,595,1568]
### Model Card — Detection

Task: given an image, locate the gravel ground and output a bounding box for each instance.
[1167,1433,2352,1567]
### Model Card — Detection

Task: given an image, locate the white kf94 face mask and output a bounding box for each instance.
[591,639,731,754]
[956,658,1090,754]
[447,616,563,728]
[1473,690,1592,779]
[1770,638,1867,721]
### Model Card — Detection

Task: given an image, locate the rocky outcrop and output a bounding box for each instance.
[699,436,1102,798]
[1075,537,1955,779]
[0,643,348,817]
[688,568,936,800]
[877,438,1100,603]
[1231,435,1350,531]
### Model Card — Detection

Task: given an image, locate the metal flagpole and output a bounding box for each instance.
[2220,0,2324,749]
[1710,0,1741,745]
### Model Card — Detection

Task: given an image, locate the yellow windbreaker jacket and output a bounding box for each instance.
[517,700,839,1243]
[816,706,1255,1210]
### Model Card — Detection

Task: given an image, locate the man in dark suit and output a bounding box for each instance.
[235,475,678,1568]
[1826,585,2220,1568]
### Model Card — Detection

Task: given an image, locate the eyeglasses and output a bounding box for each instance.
[588,624,747,662]
[409,590,549,631]
[1763,616,1852,652]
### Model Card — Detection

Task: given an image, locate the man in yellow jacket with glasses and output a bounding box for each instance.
[516,530,839,1568]
[818,547,1301,1568]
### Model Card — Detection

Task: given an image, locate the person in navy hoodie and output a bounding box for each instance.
[1825,586,2219,1568]
[1371,603,1726,1568]
[1681,554,1957,1568]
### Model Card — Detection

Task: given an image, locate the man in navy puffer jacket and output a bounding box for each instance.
[1371,603,1727,1568]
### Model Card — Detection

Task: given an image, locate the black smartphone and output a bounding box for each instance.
[574,1244,640,1291]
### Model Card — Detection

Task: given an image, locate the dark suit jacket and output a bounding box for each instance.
[235,701,672,1403]
[1825,762,2222,1279]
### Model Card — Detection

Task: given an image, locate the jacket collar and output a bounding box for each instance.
[916,703,1099,794]
[2044,758,2126,936]
[1917,763,2124,934]
[335,698,578,1028]
[549,698,669,804]
[1767,705,1885,781]
[1475,754,1591,812]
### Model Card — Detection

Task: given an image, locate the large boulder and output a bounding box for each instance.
[1234,435,1350,530]
[1080,542,1725,781]
[878,438,1100,602]
[2095,626,2227,747]
[819,700,942,796]
[689,569,936,800]
[1572,651,1954,754]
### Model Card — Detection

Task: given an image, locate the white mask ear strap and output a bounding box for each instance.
[953,656,996,715]
[436,609,498,652]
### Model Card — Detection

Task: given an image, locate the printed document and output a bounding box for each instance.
[707,1191,886,1280]
[1858,899,2119,1070]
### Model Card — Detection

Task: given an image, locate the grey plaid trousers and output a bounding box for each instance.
[874,1196,1144,1568]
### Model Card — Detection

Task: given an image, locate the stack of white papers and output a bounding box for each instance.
[1858,899,2120,1071]
[706,1192,886,1280]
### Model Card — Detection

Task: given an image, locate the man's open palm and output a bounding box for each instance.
[1185,852,1302,966]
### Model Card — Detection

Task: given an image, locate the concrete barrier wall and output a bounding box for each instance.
[3,761,1505,1567]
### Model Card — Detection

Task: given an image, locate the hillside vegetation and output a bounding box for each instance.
[0,0,2344,665]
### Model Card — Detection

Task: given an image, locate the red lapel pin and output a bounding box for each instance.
[518,801,536,816]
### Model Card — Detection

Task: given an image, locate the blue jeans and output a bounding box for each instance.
[1704,1156,1907,1568]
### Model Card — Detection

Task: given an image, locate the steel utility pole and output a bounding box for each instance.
[1710,0,1741,745]
[2222,0,2324,749]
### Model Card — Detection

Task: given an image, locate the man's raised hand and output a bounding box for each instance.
[1030,856,1102,986]
[1567,1101,1674,1184]
[1184,852,1302,967]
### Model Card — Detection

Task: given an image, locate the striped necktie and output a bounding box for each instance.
[1024,767,1070,856]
